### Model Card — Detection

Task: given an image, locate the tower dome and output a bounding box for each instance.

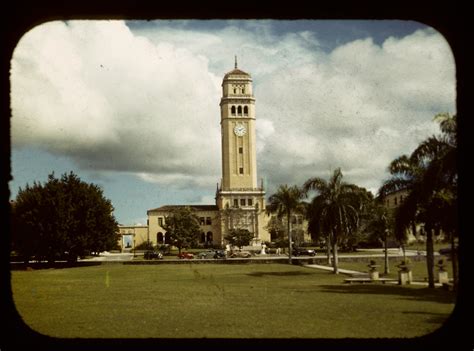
[223,68,250,79]
[223,56,251,80]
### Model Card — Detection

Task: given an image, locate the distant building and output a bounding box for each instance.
[118,225,148,252]
[382,188,409,210]
[381,188,444,243]
[147,205,220,246]
[118,61,304,250]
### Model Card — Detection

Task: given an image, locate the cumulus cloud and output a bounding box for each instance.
[11,20,455,197]
[11,20,222,185]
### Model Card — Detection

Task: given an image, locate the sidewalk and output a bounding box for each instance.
[305,264,365,275]
[79,252,134,262]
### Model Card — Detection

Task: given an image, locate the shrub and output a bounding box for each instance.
[134,241,154,251]
[157,244,171,255]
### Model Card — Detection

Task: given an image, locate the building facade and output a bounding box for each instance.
[117,225,148,251]
[380,188,443,243]
[215,60,269,245]
[119,62,274,250]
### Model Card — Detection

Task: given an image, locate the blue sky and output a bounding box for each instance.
[10,20,455,225]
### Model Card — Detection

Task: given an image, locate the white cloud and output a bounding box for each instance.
[11,20,455,196]
[11,20,222,185]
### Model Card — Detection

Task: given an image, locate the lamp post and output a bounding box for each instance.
[384,228,390,274]
[147,218,150,246]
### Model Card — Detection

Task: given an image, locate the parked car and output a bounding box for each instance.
[144,250,163,260]
[214,250,227,259]
[439,247,457,256]
[198,250,227,259]
[198,250,214,259]
[292,247,316,257]
[229,250,252,258]
[177,252,194,259]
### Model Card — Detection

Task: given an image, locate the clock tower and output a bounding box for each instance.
[216,58,268,244]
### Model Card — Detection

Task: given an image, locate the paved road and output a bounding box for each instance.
[79,248,436,262]
[80,252,134,262]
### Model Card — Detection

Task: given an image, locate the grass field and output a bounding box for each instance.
[11,263,455,339]
[336,257,454,281]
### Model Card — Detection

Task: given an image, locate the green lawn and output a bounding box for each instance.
[406,241,451,253]
[11,263,455,338]
[336,257,454,281]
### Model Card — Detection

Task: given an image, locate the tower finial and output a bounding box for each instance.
[235,55,237,69]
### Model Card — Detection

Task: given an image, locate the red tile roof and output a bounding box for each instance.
[148,205,219,212]
[224,68,250,79]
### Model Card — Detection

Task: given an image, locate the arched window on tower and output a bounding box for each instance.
[233,88,237,94]
[237,106,242,115]
[242,87,245,94]
[243,106,248,116]
[231,106,236,115]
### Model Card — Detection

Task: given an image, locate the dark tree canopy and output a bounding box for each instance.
[225,228,254,249]
[378,113,458,289]
[11,172,119,262]
[303,168,370,273]
[162,207,201,254]
[266,184,306,263]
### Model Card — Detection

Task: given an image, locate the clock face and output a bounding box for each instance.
[234,124,247,136]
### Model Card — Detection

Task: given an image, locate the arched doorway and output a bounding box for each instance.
[122,234,133,252]
[157,232,164,244]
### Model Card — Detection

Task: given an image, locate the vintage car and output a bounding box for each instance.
[144,250,163,260]
[198,250,227,259]
[439,247,457,256]
[292,247,317,257]
[177,252,194,259]
[229,250,252,258]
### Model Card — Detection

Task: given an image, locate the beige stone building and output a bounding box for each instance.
[119,61,275,250]
[381,188,441,243]
[382,188,409,211]
[147,205,221,246]
[118,225,148,251]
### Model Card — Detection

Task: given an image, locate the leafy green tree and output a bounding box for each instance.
[162,207,201,254]
[379,114,457,288]
[266,184,306,264]
[11,172,119,263]
[303,168,368,274]
[225,228,254,249]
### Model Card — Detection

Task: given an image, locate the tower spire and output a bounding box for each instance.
[234,55,237,69]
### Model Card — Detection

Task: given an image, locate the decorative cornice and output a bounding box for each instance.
[220,98,255,107]
[217,189,265,195]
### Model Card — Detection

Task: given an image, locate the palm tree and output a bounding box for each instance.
[366,201,394,274]
[303,168,365,274]
[306,196,333,265]
[420,114,458,289]
[266,185,306,264]
[379,114,457,288]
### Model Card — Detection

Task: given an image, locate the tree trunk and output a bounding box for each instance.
[450,231,458,292]
[332,232,339,274]
[326,234,332,266]
[287,211,292,265]
[384,232,390,275]
[426,227,435,288]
